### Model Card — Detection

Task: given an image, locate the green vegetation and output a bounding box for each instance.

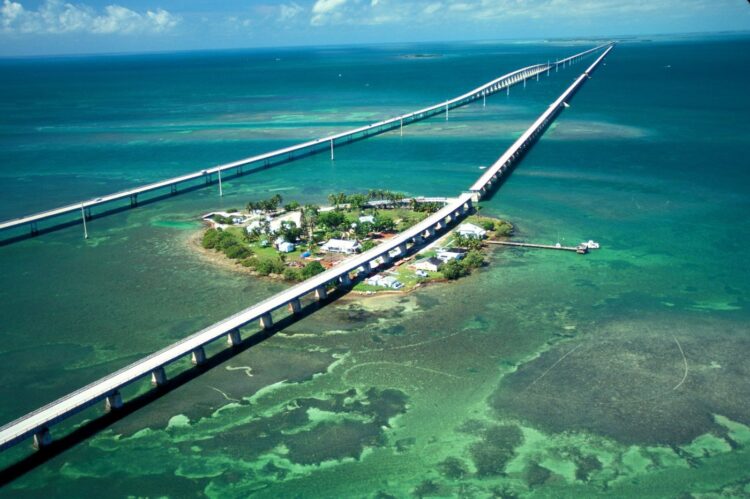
[440,250,485,280]
[246,194,283,212]
[201,191,504,290]
[466,214,514,237]
[301,260,325,279]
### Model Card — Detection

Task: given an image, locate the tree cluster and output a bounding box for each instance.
[246,194,283,212]
[439,250,485,280]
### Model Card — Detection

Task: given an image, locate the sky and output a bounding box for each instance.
[0,0,749,56]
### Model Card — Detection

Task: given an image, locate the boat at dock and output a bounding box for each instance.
[580,240,600,249]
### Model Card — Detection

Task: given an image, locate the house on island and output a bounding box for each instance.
[278,241,295,253]
[274,236,295,253]
[437,247,467,262]
[366,274,404,289]
[321,238,362,255]
[413,257,442,273]
[457,223,487,239]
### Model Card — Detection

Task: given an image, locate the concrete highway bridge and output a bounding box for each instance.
[0,44,609,243]
[0,43,614,459]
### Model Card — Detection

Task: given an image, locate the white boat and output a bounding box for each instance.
[581,240,600,249]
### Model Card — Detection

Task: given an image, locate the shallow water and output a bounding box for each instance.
[1,35,749,497]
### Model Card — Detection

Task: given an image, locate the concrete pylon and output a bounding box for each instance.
[191,347,207,366]
[259,313,273,330]
[105,391,123,412]
[227,329,241,346]
[288,298,302,314]
[315,286,328,301]
[151,367,167,387]
[33,428,52,450]
[339,273,352,287]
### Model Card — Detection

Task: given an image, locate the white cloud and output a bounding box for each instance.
[279,2,304,22]
[302,0,717,27]
[311,0,349,25]
[0,0,180,35]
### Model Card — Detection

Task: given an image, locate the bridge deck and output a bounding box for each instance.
[0,44,609,235]
[0,43,613,453]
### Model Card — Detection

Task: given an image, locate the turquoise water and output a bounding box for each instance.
[0,35,749,497]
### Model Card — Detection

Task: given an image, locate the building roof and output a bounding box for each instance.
[439,247,468,254]
[457,223,487,234]
[414,257,442,267]
[322,238,361,249]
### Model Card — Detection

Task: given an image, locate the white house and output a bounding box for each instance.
[358,215,375,224]
[413,257,442,273]
[278,241,295,253]
[457,223,487,239]
[437,248,467,262]
[366,274,403,289]
[380,276,404,289]
[321,238,362,255]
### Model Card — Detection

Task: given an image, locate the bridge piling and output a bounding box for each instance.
[191,347,206,366]
[151,367,167,387]
[80,205,88,240]
[32,428,51,450]
[288,298,302,314]
[315,286,327,301]
[339,273,352,287]
[218,169,223,197]
[105,391,123,412]
[259,313,273,330]
[227,329,241,346]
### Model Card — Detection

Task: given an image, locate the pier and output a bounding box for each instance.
[0,44,609,244]
[0,43,613,459]
[487,240,588,254]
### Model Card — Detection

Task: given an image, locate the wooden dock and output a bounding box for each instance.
[487,240,588,254]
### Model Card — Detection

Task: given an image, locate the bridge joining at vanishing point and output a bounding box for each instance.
[0,44,608,243]
[0,43,614,459]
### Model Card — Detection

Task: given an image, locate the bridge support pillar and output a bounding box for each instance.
[130,194,138,207]
[315,286,328,301]
[105,391,123,412]
[227,328,241,346]
[398,243,408,256]
[33,428,52,450]
[381,252,393,265]
[151,367,167,387]
[339,273,352,287]
[191,347,207,366]
[288,298,302,314]
[259,313,273,330]
[425,227,435,239]
[360,262,372,275]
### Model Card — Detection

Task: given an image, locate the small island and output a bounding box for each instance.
[195,190,513,294]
